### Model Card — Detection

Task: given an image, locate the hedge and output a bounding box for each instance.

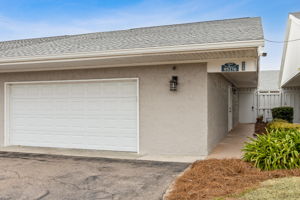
[271,107,294,123]
[267,121,300,131]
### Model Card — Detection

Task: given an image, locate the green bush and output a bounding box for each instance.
[267,121,300,131]
[271,107,294,123]
[243,129,300,170]
[273,118,289,123]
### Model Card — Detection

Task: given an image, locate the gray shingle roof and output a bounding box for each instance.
[0,17,263,59]
[291,12,300,19]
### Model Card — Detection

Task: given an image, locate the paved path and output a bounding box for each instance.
[0,152,188,200]
[207,124,254,159]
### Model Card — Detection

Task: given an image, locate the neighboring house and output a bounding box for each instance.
[258,70,280,92]
[0,17,264,157]
[280,12,300,87]
[279,12,300,123]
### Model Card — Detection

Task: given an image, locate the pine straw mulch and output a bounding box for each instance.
[165,159,300,200]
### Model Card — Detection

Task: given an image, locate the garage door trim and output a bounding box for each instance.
[4,78,140,153]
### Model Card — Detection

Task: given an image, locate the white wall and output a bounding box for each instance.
[280,15,300,86]
[233,90,239,127]
[207,73,231,153]
[0,63,209,156]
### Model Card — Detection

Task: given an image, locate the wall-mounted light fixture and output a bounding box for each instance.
[170,76,178,91]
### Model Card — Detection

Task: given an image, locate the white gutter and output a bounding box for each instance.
[0,40,264,65]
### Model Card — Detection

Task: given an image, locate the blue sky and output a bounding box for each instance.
[0,0,299,70]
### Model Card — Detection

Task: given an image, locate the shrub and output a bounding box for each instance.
[267,121,300,131]
[243,129,300,170]
[273,118,289,123]
[271,107,294,123]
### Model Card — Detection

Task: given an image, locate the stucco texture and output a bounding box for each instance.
[0,63,208,156]
[207,73,231,153]
[232,89,239,127]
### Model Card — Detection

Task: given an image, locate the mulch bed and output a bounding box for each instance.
[165,159,300,200]
[254,122,267,135]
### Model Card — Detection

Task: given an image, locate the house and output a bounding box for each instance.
[0,17,264,157]
[279,12,300,123]
[259,70,280,92]
[280,12,300,88]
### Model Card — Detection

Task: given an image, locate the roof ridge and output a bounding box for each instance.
[66,17,261,38]
[0,35,75,52]
[0,17,260,43]
[0,35,71,44]
[0,16,263,59]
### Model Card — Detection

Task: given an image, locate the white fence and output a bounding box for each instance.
[257,91,281,122]
[257,88,300,123]
[282,88,300,123]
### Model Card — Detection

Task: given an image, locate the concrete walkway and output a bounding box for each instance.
[0,124,253,162]
[207,123,254,159]
[0,146,202,163]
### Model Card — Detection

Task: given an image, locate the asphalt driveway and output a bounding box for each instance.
[0,152,188,200]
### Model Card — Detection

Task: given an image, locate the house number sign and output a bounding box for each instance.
[221,63,239,72]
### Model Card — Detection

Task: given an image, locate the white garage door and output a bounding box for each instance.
[7,79,138,152]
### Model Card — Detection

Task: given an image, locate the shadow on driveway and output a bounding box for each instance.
[0,152,189,200]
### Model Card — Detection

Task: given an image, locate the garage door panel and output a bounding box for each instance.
[13,117,137,128]
[8,80,138,152]
[12,132,137,142]
[119,83,137,95]
[12,128,137,137]
[11,133,137,151]
[69,84,86,97]
[104,119,136,129]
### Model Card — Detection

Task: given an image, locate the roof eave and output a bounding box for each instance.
[0,39,264,65]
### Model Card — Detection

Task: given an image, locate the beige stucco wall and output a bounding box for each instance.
[0,63,208,156]
[207,73,231,153]
[232,90,239,127]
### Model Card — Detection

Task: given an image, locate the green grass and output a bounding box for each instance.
[215,177,300,200]
[236,177,300,200]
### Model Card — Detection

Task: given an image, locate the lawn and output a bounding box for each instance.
[234,177,300,200]
[164,159,300,200]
